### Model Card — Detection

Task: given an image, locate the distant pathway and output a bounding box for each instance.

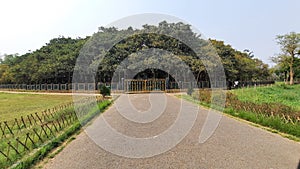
[43,94,300,169]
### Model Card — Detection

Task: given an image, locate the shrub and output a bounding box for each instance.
[99,85,111,97]
[187,86,194,95]
[276,83,291,89]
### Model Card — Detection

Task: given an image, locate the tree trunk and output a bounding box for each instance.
[289,64,294,85]
[284,71,288,84]
[289,54,295,85]
[196,71,201,84]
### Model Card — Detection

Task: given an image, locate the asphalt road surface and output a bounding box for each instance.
[43,93,300,169]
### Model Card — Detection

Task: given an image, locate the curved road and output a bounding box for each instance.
[43,94,300,169]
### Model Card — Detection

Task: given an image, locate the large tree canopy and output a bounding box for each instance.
[0,37,88,84]
[0,22,270,85]
[209,39,269,81]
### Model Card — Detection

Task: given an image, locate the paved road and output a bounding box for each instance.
[43,94,300,169]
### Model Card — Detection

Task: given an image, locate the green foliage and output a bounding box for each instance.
[0,37,88,84]
[273,32,300,85]
[231,84,300,111]
[224,108,300,138]
[10,100,111,169]
[276,82,291,89]
[189,84,300,120]
[210,39,270,81]
[0,106,76,168]
[0,22,271,85]
[99,85,111,96]
[181,91,300,140]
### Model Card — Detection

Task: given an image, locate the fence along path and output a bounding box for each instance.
[0,96,103,168]
[0,80,276,92]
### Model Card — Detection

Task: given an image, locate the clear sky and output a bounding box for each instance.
[0,0,299,66]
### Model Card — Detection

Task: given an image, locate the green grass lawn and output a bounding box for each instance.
[179,83,300,141]
[0,93,72,121]
[230,84,300,111]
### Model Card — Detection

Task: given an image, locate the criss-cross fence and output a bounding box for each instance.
[0,83,99,91]
[0,96,103,168]
[0,80,276,93]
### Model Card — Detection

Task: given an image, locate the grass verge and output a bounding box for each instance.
[11,100,111,169]
[231,83,300,111]
[178,94,300,142]
[224,108,300,139]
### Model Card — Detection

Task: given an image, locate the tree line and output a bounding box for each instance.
[0,22,272,85]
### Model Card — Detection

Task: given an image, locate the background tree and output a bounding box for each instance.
[210,39,269,82]
[0,22,271,86]
[275,32,300,85]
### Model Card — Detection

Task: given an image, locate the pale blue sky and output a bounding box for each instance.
[0,0,299,66]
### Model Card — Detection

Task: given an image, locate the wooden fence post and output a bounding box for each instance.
[51,121,58,132]
[30,114,37,124]
[21,116,26,128]
[7,141,19,155]
[15,118,21,130]
[56,119,62,129]
[35,113,42,123]
[44,123,54,136]
[0,150,10,161]
[27,133,35,146]
[0,122,6,137]
[33,128,43,142]
[27,115,32,126]
[4,121,13,135]
[40,125,49,138]
[16,137,29,151]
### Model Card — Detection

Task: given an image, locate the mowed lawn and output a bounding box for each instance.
[230,84,300,111]
[0,92,72,121]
